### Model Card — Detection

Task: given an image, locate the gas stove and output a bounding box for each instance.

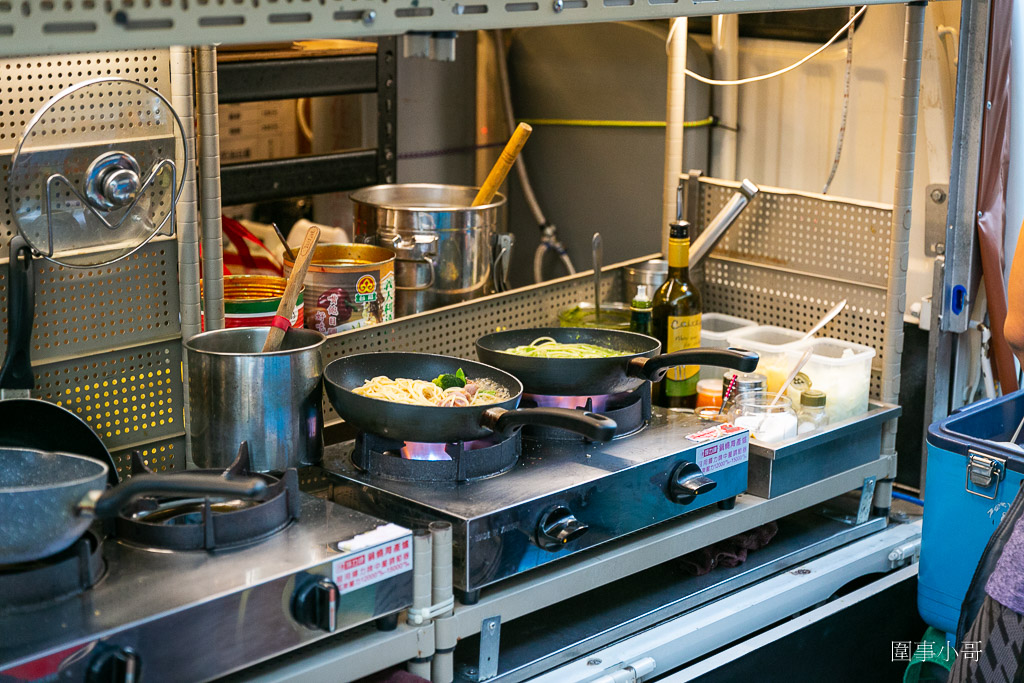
[322,390,749,602]
[0,452,413,682]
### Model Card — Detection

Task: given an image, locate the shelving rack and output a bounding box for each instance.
[215,38,398,206]
[0,0,963,680]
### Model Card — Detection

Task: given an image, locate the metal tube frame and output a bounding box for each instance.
[195,45,226,332]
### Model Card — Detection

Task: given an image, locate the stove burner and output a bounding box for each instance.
[114,444,301,551]
[0,531,104,612]
[525,393,610,413]
[353,432,520,482]
[521,384,652,441]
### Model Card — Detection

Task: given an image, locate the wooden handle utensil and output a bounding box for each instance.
[262,226,320,353]
[472,122,532,207]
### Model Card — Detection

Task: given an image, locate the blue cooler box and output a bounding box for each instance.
[920,391,1024,634]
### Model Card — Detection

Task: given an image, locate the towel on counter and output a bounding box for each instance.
[678,522,779,576]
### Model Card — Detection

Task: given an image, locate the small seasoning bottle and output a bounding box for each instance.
[630,284,653,336]
[695,379,723,408]
[797,389,829,434]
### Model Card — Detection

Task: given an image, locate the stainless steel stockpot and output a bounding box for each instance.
[351,183,508,316]
[184,326,326,471]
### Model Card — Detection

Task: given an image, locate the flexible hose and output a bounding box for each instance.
[534,240,577,283]
[892,490,924,507]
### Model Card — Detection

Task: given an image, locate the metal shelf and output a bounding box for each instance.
[218,53,378,103]
[221,150,379,206]
[3,0,905,58]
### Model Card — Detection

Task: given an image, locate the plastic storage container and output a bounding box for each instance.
[788,338,875,423]
[702,313,757,382]
[919,391,1024,635]
[726,325,806,393]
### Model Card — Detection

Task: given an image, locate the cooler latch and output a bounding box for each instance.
[966,450,1006,500]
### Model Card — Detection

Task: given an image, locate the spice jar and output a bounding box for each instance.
[797,389,829,434]
[731,392,798,443]
[696,379,723,408]
[722,371,768,412]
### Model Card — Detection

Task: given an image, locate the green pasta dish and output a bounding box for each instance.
[503,336,625,358]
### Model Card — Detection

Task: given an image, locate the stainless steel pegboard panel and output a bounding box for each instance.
[0,237,180,363]
[0,49,171,258]
[320,267,624,422]
[697,178,892,288]
[33,339,184,452]
[703,257,886,400]
[110,433,186,480]
[0,0,904,57]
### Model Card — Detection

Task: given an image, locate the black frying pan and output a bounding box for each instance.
[324,352,618,443]
[0,235,119,485]
[476,327,760,395]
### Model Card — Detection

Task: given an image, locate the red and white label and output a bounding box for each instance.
[332,524,412,595]
[696,431,749,474]
[685,422,747,444]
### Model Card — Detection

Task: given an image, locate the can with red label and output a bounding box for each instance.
[283,243,396,336]
[201,275,304,330]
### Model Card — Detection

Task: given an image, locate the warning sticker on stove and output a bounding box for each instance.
[333,530,413,595]
[685,422,747,444]
[696,432,749,474]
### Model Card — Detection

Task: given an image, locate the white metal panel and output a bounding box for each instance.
[0,0,906,58]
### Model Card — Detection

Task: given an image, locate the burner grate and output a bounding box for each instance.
[352,432,520,482]
[114,445,301,551]
[0,531,104,613]
[521,384,652,441]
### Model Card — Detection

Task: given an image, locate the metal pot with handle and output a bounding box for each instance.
[351,184,512,316]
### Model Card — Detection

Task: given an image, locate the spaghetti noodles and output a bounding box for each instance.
[502,336,624,359]
[353,375,508,407]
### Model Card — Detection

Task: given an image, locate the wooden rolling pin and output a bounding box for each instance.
[262,226,320,352]
[472,122,533,207]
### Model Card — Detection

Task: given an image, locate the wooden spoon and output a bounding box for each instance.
[472,122,532,207]
[262,225,320,353]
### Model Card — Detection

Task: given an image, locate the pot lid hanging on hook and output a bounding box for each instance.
[7,77,186,268]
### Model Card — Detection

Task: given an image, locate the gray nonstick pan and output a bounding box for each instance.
[0,447,269,564]
[476,327,759,395]
[324,352,618,443]
[0,235,119,485]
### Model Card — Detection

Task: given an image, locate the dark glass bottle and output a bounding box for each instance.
[652,220,703,408]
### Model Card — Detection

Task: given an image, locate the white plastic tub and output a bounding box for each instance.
[787,337,875,423]
[726,325,807,393]
[702,314,758,384]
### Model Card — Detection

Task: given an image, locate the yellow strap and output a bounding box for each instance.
[517,116,715,129]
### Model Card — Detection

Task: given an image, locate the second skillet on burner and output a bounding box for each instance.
[476,327,759,396]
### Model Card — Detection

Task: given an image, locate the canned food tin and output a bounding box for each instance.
[201,275,304,330]
[284,243,396,336]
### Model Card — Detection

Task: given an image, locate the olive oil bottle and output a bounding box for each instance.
[652,220,702,408]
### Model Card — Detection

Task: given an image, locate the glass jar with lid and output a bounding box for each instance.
[797,389,829,434]
[722,371,768,413]
[730,391,798,443]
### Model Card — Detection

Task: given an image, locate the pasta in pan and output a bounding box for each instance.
[353,374,509,407]
[502,336,624,359]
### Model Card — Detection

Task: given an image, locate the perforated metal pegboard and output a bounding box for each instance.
[320,268,623,422]
[31,338,183,449]
[0,237,180,362]
[694,177,894,400]
[110,434,186,479]
[0,49,171,260]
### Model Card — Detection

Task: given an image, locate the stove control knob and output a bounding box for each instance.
[291,576,339,633]
[668,462,717,505]
[535,505,589,551]
[86,644,140,683]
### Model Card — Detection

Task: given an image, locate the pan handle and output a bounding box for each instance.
[481,407,618,442]
[0,236,35,392]
[82,473,270,518]
[627,347,760,383]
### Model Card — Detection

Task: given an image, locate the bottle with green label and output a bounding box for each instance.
[652,220,703,409]
[630,284,653,336]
